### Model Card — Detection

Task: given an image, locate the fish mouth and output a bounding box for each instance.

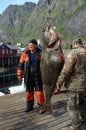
[43,33,57,46]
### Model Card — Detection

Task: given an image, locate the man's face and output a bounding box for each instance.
[28,43,37,52]
[72,42,79,48]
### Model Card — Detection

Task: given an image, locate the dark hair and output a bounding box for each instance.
[29,39,37,45]
[73,38,83,45]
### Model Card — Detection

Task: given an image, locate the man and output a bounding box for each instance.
[17,39,44,113]
[56,38,86,130]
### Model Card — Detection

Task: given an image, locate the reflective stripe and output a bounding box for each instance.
[26,91,34,102]
[36,91,44,105]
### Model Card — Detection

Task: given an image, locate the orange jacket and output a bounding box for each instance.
[17,47,42,85]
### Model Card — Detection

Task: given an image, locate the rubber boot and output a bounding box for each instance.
[25,101,34,112]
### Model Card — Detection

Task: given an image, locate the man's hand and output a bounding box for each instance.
[53,84,61,94]
[56,84,61,92]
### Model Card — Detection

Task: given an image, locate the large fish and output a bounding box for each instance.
[40,25,65,113]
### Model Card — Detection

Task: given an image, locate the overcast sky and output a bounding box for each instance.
[0,0,39,14]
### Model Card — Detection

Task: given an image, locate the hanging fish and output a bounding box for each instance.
[40,25,65,113]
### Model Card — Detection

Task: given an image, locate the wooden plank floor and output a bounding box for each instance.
[0,92,86,130]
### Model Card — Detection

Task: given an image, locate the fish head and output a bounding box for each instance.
[43,25,58,46]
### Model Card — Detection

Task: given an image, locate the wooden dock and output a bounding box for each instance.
[0,92,86,130]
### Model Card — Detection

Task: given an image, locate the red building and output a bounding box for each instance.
[0,43,20,66]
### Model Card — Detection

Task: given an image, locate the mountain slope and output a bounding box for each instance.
[0,2,36,44]
[0,0,86,47]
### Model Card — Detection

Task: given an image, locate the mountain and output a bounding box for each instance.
[0,0,86,48]
[0,2,36,45]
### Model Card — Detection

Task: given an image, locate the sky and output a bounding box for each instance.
[0,0,39,14]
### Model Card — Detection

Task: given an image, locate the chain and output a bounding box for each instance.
[47,0,53,26]
[48,0,52,5]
